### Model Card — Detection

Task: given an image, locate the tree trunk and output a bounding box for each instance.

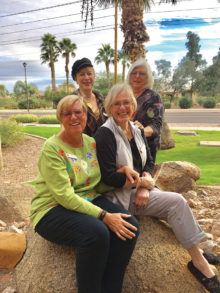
[122,64,125,81]
[106,62,110,89]
[121,0,149,63]
[66,53,70,93]
[50,51,56,93]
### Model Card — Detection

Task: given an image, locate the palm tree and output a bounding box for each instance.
[59,38,77,92]
[40,33,60,93]
[95,43,114,89]
[117,50,130,81]
[81,0,178,62]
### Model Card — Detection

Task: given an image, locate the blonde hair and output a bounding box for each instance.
[126,58,154,89]
[104,83,137,116]
[56,95,87,123]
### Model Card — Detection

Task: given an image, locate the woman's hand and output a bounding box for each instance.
[117,166,140,188]
[134,120,144,130]
[133,188,149,209]
[139,172,155,190]
[103,212,137,241]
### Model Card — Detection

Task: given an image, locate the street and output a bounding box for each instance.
[0,109,220,125]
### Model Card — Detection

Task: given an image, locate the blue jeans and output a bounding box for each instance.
[35,196,139,293]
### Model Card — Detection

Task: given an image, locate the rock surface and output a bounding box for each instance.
[160,119,175,150]
[15,217,214,293]
[155,161,201,192]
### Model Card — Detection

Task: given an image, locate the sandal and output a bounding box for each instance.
[188,261,220,293]
[203,252,220,265]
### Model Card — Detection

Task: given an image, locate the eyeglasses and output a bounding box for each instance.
[112,101,131,108]
[62,110,84,118]
[131,71,147,76]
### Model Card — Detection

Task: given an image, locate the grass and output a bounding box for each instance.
[23,125,61,138]
[156,130,220,185]
[23,126,220,185]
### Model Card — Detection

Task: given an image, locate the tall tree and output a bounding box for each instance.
[175,31,206,98]
[59,38,77,92]
[40,33,60,93]
[117,50,130,81]
[81,0,178,62]
[95,43,114,89]
[0,84,9,97]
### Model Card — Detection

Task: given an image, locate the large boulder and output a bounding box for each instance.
[155,161,201,193]
[15,217,209,293]
[160,119,175,150]
[0,184,34,223]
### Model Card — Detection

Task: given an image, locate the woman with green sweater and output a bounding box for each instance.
[30,95,139,293]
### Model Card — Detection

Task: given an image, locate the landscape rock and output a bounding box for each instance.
[199,240,218,251]
[160,119,175,150]
[15,217,212,293]
[212,221,220,237]
[155,161,201,192]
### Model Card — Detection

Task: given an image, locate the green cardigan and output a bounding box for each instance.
[30,134,102,229]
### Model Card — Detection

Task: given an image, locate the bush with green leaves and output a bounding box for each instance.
[52,90,69,107]
[10,114,38,123]
[203,98,216,108]
[18,98,40,109]
[38,115,59,124]
[178,96,193,109]
[0,98,18,109]
[164,102,171,109]
[197,97,205,106]
[0,118,24,147]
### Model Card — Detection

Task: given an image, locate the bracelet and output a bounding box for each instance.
[140,177,143,186]
[98,210,107,221]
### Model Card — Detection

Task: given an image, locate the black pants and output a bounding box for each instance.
[35,196,139,293]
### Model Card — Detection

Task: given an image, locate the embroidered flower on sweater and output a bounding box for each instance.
[87,152,93,159]
[91,142,96,149]
[86,177,91,186]
[58,149,65,156]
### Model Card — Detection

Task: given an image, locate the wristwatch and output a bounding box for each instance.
[99,210,107,221]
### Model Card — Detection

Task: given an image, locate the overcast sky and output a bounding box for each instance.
[0,0,220,92]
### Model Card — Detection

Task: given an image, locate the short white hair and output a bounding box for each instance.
[126,58,154,89]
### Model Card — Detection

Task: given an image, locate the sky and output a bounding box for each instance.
[0,0,220,93]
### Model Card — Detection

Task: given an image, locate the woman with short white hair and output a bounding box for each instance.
[126,58,164,162]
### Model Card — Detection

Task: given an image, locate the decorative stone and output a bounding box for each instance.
[15,218,209,293]
[160,119,175,150]
[176,130,198,136]
[155,161,201,193]
[212,221,220,237]
[199,240,218,251]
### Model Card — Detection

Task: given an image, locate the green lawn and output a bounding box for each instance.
[23,126,220,185]
[156,130,220,185]
[23,125,61,138]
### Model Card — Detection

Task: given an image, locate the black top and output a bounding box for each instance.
[94,126,154,188]
[73,89,107,137]
[133,88,164,150]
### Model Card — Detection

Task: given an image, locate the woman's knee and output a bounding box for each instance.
[81,221,110,250]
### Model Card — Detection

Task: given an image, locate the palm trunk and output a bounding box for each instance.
[50,51,56,93]
[66,53,70,92]
[122,64,126,81]
[106,62,110,89]
[121,0,149,63]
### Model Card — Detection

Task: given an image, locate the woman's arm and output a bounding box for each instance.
[94,127,127,188]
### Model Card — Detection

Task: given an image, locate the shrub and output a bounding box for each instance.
[0,98,18,109]
[197,97,205,106]
[164,102,171,109]
[203,98,216,108]
[179,96,193,109]
[0,118,24,147]
[18,98,40,109]
[10,114,38,123]
[38,115,59,124]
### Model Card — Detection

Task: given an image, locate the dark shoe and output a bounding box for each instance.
[188,261,220,292]
[203,252,220,265]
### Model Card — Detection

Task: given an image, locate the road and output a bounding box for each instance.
[165,109,220,125]
[0,109,220,125]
